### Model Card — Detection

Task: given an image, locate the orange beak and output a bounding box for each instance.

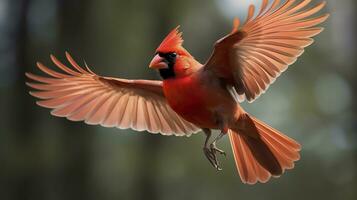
[149,54,168,69]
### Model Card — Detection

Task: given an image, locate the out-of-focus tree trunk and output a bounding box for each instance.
[7,1,42,200]
[54,0,94,199]
[11,0,32,148]
[351,0,357,183]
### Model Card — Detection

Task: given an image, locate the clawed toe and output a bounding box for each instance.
[202,129,226,171]
[210,143,226,157]
[203,147,217,168]
[203,146,224,171]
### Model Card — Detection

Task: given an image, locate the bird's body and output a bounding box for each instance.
[26,0,329,184]
[163,68,240,129]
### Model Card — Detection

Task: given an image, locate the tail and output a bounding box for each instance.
[228,114,301,184]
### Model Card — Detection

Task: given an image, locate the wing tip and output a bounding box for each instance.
[25,72,32,79]
[36,100,46,107]
[321,0,327,7]
[323,13,330,21]
[231,18,240,33]
[64,51,71,57]
[28,91,36,97]
[25,82,37,89]
[49,54,57,62]
[36,61,44,69]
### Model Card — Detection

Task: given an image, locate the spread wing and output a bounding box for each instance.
[26,52,200,136]
[205,0,329,102]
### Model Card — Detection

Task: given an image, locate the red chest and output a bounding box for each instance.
[163,77,202,113]
[162,76,216,128]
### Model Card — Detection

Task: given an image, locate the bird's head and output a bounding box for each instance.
[149,26,198,79]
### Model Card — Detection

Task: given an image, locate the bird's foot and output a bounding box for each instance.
[202,129,226,171]
[210,142,226,157]
[203,146,223,171]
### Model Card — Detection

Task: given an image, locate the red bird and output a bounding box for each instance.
[26,0,329,184]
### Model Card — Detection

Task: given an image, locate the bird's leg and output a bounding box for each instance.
[209,131,226,157]
[203,129,216,167]
[202,129,221,171]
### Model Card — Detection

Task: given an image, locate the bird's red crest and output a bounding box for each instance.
[156,26,184,53]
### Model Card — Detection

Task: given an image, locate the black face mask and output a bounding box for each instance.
[157,52,177,79]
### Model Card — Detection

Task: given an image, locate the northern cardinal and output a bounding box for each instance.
[26,0,328,184]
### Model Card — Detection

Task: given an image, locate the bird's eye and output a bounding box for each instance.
[157,52,177,59]
[167,52,177,58]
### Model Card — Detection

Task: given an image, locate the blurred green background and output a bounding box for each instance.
[1,0,356,199]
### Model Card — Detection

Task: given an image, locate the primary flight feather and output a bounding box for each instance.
[27,0,328,184]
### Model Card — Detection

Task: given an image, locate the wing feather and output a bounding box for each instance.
[205,0,328,102]
[26,52,200,136]
[100,94,121,127]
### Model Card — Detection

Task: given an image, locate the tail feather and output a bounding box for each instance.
[229,131,270,184]
[229,114,301,184]
[242,132,283,175]
[252,116,301,151]
[258,126,300,164]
